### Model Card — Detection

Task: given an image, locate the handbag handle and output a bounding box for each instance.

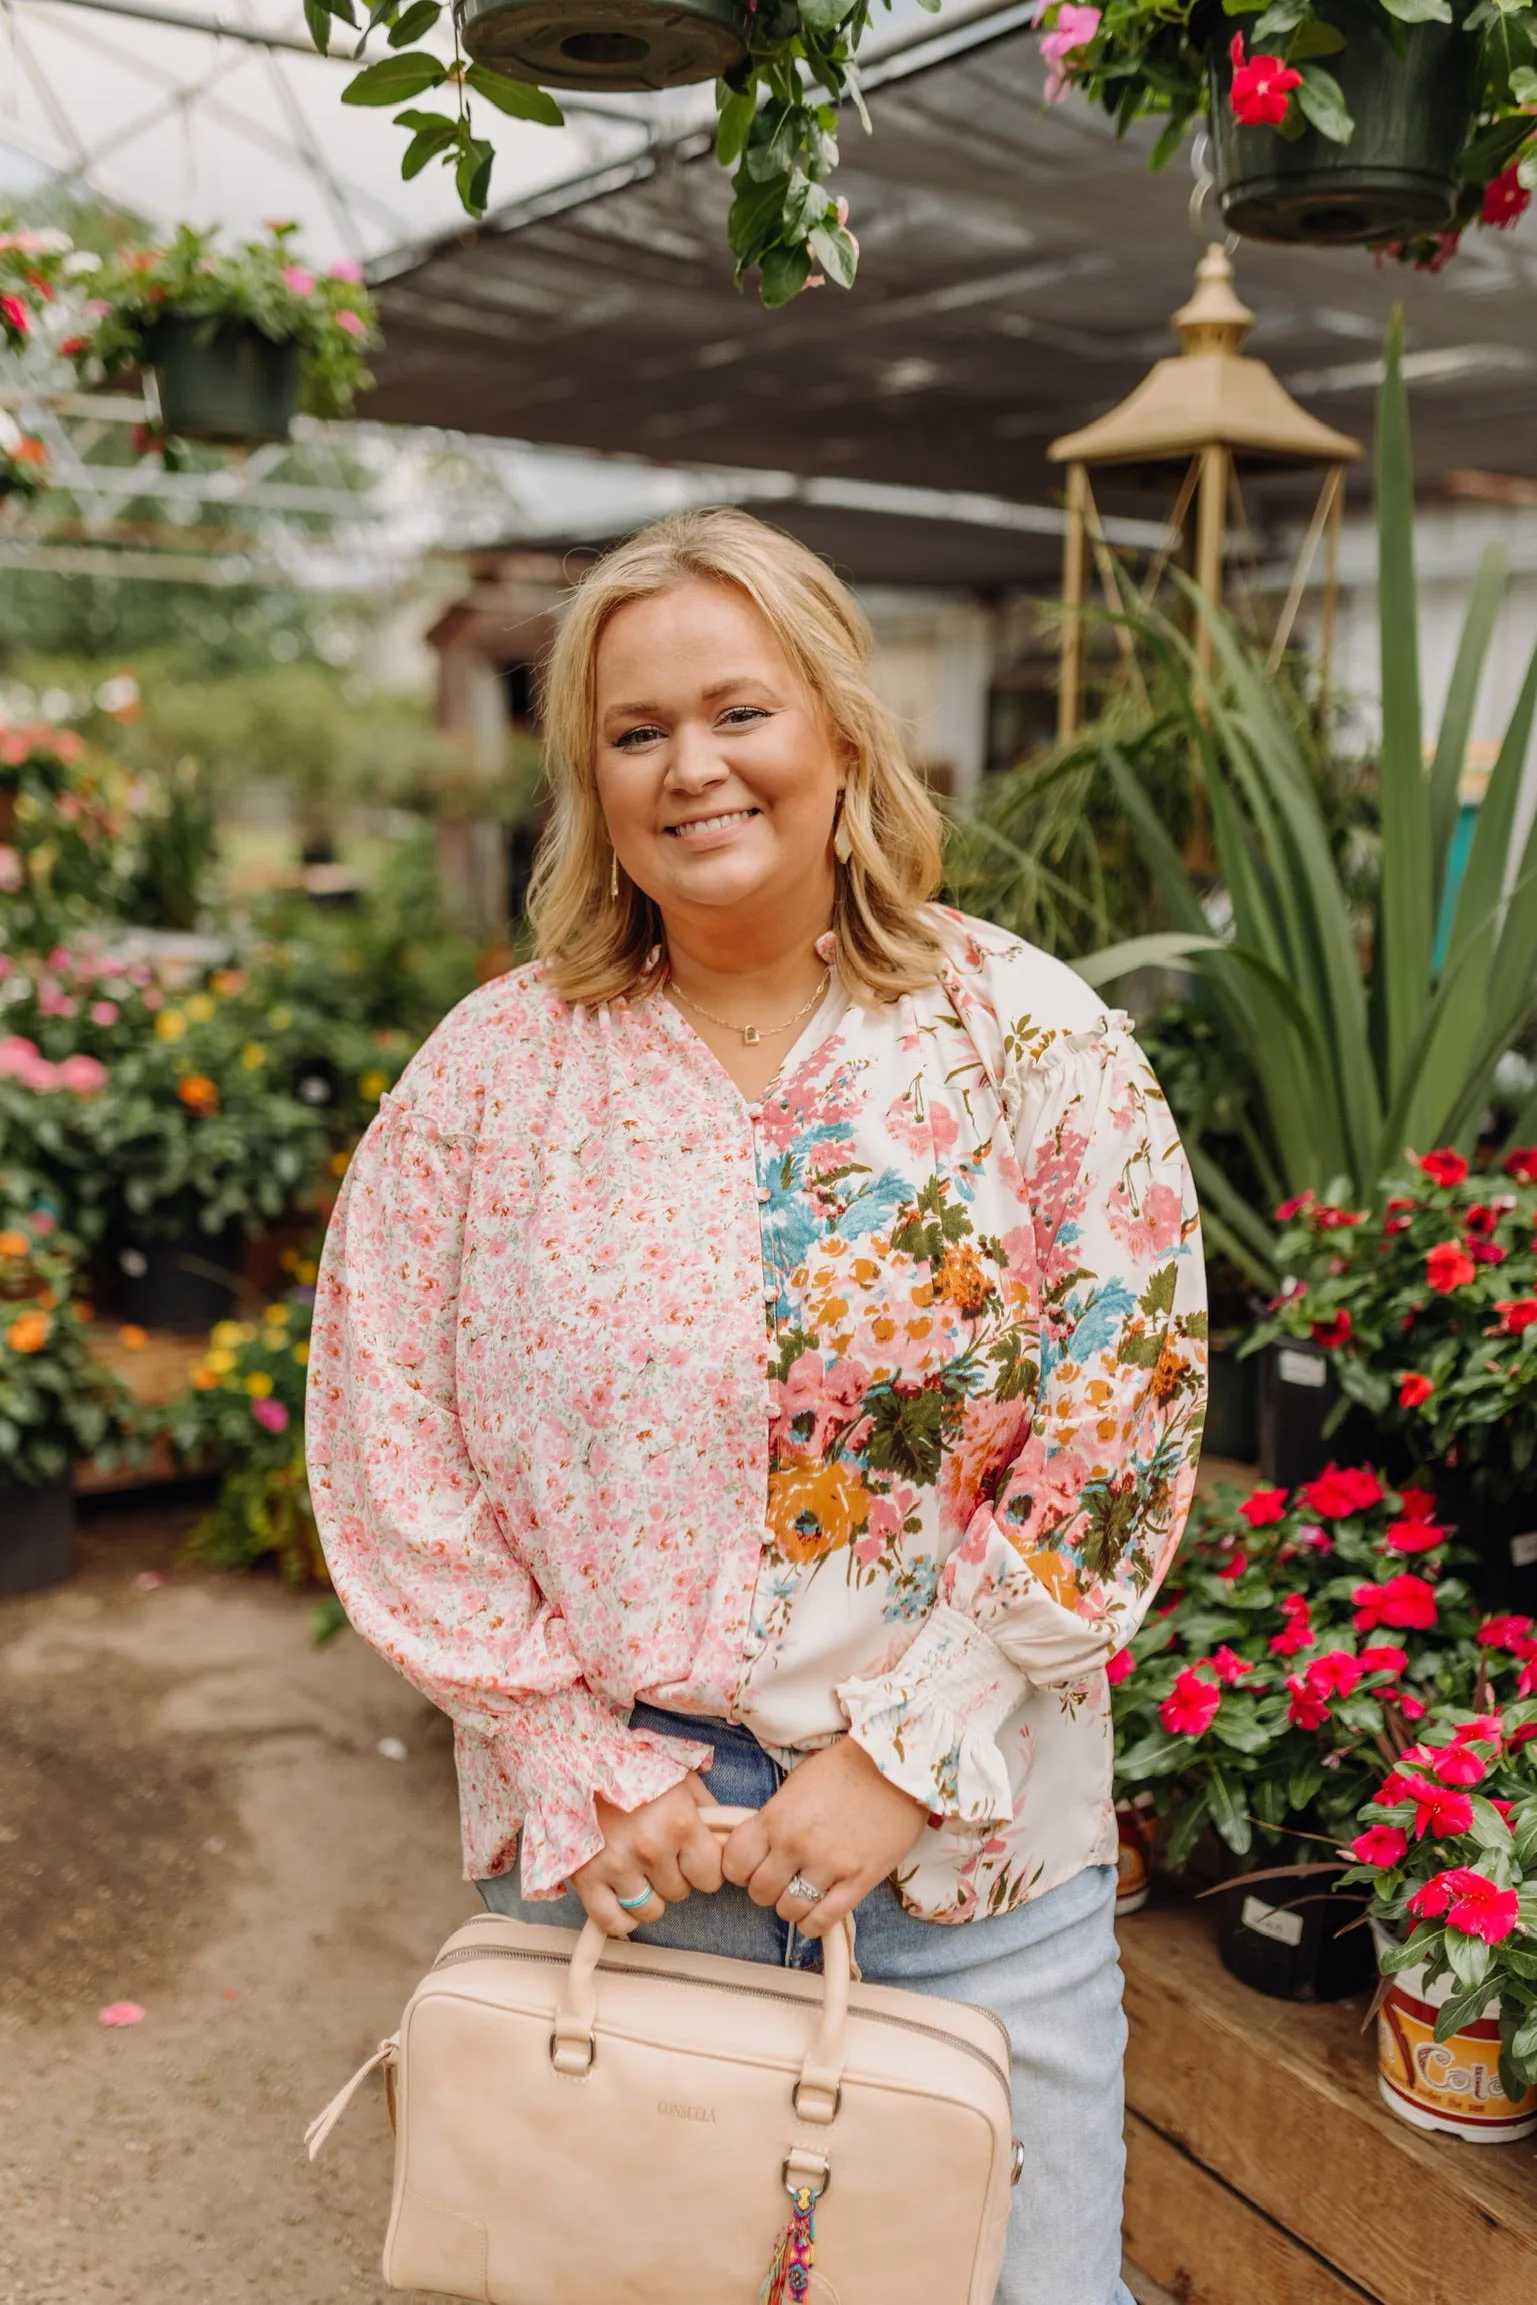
[550,1803,850,2123]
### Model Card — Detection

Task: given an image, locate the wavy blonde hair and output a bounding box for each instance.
[528,507,949,1007]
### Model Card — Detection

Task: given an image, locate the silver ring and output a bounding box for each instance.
[786,1873,824,1905]
[616,1886,656,1912]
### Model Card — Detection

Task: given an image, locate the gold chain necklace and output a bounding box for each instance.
[669,969,830,1048]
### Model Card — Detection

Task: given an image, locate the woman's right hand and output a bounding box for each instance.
[569,1772,725,1934]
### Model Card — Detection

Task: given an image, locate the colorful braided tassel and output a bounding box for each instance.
[760,2185,817,2303]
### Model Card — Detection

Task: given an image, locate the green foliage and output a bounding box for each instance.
[1099,322,1537,1277]
[166,1287,324,1584]
[63,221,378,430]
[0,1178,142,1484]
[0,723,148,942]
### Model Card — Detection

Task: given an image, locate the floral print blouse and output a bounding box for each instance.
[307,911,1206,1922]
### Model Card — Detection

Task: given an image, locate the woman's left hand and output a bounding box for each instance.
[721,1737,929,1939]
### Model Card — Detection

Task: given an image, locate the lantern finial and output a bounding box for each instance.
[1173,244,1254,360]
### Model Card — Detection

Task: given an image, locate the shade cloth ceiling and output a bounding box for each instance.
[362,4,1537,542]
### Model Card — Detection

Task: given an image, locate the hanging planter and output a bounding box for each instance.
[458,0,747,90]
[1372,1924,1537,2143]
[1033,0,1537,267]
[1206,8,1475,246]
[63,223,377,456]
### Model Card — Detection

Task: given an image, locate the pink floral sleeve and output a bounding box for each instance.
[307,1089,708,1891]
[838,1019,1206,1827]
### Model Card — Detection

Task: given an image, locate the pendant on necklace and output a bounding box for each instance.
[742,1025,762,1046]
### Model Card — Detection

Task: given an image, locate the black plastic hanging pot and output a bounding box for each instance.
[1207,2,1475,246]
[1216,1850,1375,2001]
[0,1474,75,1596]
[458,0,747,89]
[150,315,302,446]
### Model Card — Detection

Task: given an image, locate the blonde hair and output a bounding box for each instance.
[528,507,949,1007]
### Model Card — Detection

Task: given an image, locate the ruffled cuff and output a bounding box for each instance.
[836,1603,1030,1829]
[497,1689,714,1898]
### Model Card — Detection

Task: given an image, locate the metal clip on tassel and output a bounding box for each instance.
[760,2183,817,2303]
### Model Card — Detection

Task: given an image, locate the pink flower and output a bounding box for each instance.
[1159,1667,1220,1736]
[0,1035,58,1091]
[1350,1824,1408,1869]
[328,259,364,281]
[1239,1486,1288,1528]
[251,1397,290,1434]
[1208,1645,1252,1687]
[1038,2,1101,101]
[1453,1713,1505,1747]
[1304,1649,1364,1700]
[1411,1867,1521,1943]
[1228,33,1301,127]
[1286,1674,1330,1730]
[56,1053,107,1094]
[1105,1646,1134,1684]
[281,264,316,295]
[336,309,367,339]
[90,999,119,1025]
[0,844,21,892]
[1353,1574,1438,1633]
[1275,1190,1314,1220]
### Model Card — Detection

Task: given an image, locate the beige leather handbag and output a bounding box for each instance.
[307,1807,1022,2304]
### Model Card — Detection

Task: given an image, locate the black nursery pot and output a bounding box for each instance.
[109,1222,244,1334]
[1429,1463,1537,1617]
[0,1474,75,1596]
[1216,1857,1374,2002]
[1205,1333,1259,1461]
[150,315,301,447]
[1256,1339,1398,1489]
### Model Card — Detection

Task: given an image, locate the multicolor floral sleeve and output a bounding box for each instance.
[307,1052,711,1893]
[838,1018,1207,1827]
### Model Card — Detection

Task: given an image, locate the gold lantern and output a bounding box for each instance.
[1048,245,1363,739]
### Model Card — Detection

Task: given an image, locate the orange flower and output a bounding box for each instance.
[935,1241,993,1316]
[177,1073,220,1115]
[118,1323,148,1350]
[767,1459,870,1563]
[8,1308,51,1352]
[190,1365,219,1390]
[0,1228,30,1257]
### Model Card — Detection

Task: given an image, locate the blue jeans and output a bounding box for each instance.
[478,1705,1133,2305]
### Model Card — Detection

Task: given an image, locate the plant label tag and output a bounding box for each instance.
[1277,1349,1326,1390]
[1511,1531,1537,1569]
[1240,1894,1304,1947]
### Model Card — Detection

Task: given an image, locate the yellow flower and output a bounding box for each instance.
[210,1320,246,1350]
[263,1302,290,1326]
[358,1069,389,1101]
[292,1340,309,1367]
[206,1348,237,1375]
[186,993,214,1022]
[296,1258,318,1284]
[155,1008,187,1041]
[268,1005,292,1030]
[244,1370,274,1398]
[328,1149,351,1177]
[240,1042,266,1071]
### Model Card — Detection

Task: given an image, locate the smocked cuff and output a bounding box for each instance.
[503,1695,714,1898]
[836,1603,1030,1829]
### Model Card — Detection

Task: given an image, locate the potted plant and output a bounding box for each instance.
[165,1280,323,1585]
[1250,1149,1537,1610]
[0,1179,140,1593]
[1033,0,1537,254]
[0,410,49,505]
[1113,1465,1483,1999]
[0,724,144,943]
[63,222,377,448]
[1342,1680,1537,2140]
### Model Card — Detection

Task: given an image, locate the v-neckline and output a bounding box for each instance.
[648,975,850,1117]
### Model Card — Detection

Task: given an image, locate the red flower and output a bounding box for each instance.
[1304,1649,1364,1700]
[1477,1613,1535,1651]
[1350,1825,1408,1869]
[1453,1713,1505,1747]
[1489,1797,1516,1823]
[1428,1743,1487,1787]
[1404,1780,1475,1841]
[1504,1147,1537,1182]
[1105,1647,1135,1684]
[1159,1667,1221,1736]
[1384,1515,1446,1555]
[1359,1643,1409,1675]
[1493,1298,1537,1333]
[1398,1372,1434,1408]
[1482,162,1531,230]
[1416,1866,1521,1942]
[1238,1486,1288,1528]
[1397,1486,1438,1521]
[1384,1197,1416,1235]
[0,291,30,340]
[1228,31,1302,126]
[1270,1592,1316,1656]
[1468,1239,1508,1265]
[1426,1241,1476,1293]
[1372,1768,1417,1808]
[1300,1465,1383,1519]
[1208,1644,1253,1687]
[1311,1309,1353,1349]
[1419,1148,1469,1187]
[1214,1548,1250,1581]
[1275,1190,1314,1220]
[1397,1691,1428,1720]
[1353,1574,1438,1633]
[1312,1205,1367,1232]
[1286,1674,1331,1729]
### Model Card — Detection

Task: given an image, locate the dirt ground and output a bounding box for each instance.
[1,1496,1174,2305]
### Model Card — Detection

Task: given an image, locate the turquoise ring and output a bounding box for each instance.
[616,1887,656,1911]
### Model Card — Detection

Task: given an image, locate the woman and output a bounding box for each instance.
[307,508,1205,2305]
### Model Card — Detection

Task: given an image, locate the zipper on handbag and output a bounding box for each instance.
[429,1941,1012,2096]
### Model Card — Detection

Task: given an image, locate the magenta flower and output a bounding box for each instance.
[336,309,367,338]
[251,1396,290,1434]
[328,259,364,281]
[281,265,316,296]
[1038,2,1101,101]
[1349,1825,1408,1869]
[56,1053,108,1094]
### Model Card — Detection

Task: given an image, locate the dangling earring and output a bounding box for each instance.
[609,848,619,901]
[833,794,852,865]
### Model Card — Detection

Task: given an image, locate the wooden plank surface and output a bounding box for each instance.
[1124,2112,1370,2305]
[1120,1903,1537,2305]
[78,1326,208,1495]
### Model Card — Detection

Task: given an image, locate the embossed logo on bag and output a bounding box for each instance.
[657,2100,717,2123]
